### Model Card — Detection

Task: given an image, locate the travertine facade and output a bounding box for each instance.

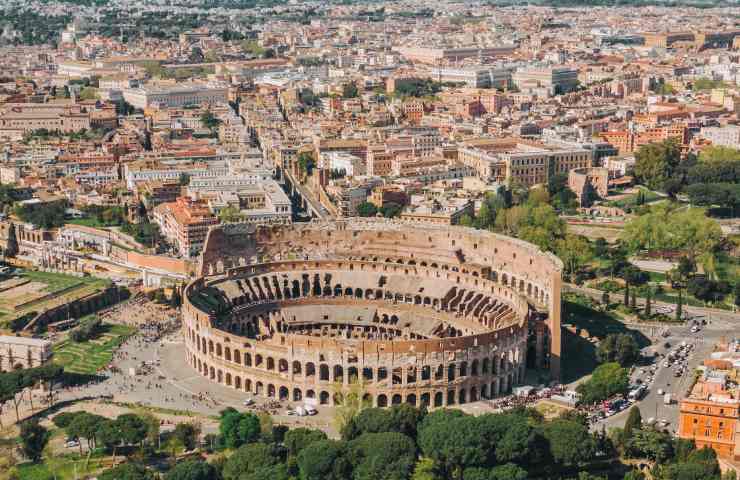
[183,219,562,407]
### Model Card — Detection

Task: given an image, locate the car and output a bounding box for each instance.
[243,398,255,406]
[65,440,79,448]
[286,410,297,416]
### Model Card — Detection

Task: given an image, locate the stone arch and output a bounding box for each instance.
[406,393,417,406]
[392,394,402,405]
[320,364,330,381]
[420,392,430,407]
[306,362,316,377]
[225,372,232,386]
[267,357,275,371]
[434,391,444,407]
[333,365,344,382]
[293,388,302,401]
[459,389,467,404]
[279,359,289,373]
[244,352,252,367]
[233,349,241,364]
[224,346,231,361]
[279,386,289,400]
[235,376,242,389]
[377,394,388,407]
[293,361,302,375]
[267,384,276,397]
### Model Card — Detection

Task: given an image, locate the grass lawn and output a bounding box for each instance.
[18,453,110,480]
[606,187,662,209]
[65,218,122,229]
[21,270,110,293]
[53,323,136,375]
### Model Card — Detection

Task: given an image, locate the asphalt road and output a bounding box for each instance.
[594,316,734,434]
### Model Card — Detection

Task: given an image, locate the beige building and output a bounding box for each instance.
[458,138,593,186]
[0,335,53,371]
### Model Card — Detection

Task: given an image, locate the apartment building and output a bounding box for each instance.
[678,339,740,460]
[122,81,229,109]
[400,195,474,225]
[427,67,512,89]
[701,125,740,149]
[458,138,592,186]
[394,46,517,64]
[205,182,292,226]
[512,67,580,95]
[152,197,220,258]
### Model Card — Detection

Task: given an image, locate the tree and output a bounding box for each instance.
[601,291,610,310]
[576,362,630,405]
[555,235,593,280]
[179,173,191,186]
[99,463,152,480]
[347,432,417,480]
[623,407,642,441]
[223,443,280,480]
[219,408,260,448]
[356,202,379,217]
[541,418,596,466]
[19,419,48,462]
[343,82,359,99]
[418,413,489,479]
[174,422,200,451]
[634,139,681,192]
[297,152,316,177]
[164,459,217,480]
[297,439,351,480]
[116,413,149,447]
[284,428,327,457]
[596,333,640,367]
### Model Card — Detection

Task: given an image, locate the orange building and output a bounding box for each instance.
[678,340,740,460]
[679,397,739,459]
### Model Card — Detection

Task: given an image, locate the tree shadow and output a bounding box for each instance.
[561,297,651,384]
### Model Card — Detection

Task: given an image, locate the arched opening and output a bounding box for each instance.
[293,361,302,375]
[279,386,289,400]
[267,384,276,397]
[293,388,302,401]
[406,394,417,406]
[320,391,330,405]
[333,365,344,382]
[306,362,316,377]
[391,394,402,405]
[279,359,289,373]
[434,392,444,407]
[320,364,330,381]
[377,394,388,407]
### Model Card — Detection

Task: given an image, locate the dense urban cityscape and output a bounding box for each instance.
[3,0,740,479]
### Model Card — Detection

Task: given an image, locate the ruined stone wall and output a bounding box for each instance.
[184,219,562,406]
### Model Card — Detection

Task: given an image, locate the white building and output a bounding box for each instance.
[122,82,230,109]
[701,125,740,149]
[320,151,365,177]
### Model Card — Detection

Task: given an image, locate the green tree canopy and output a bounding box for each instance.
[634,139,681,192]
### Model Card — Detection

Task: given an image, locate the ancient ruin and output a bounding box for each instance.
[182,219,562,407]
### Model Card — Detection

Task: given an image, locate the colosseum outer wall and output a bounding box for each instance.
[186,220,563,405]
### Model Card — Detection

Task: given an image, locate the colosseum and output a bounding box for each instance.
[182,219,563,408]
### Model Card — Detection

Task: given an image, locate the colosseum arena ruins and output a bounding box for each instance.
[182,219,563,408]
